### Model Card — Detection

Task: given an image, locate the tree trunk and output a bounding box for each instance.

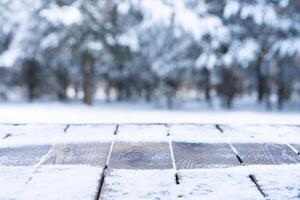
[203,67,211,103]
[166,95,173,110]
[83,64,95,105]
[256,59,264,103]
[56,69,69,101]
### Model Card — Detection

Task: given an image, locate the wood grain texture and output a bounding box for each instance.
[172,142,240,169]
[0,145,51,166]
[233,143,300,165]
[109,142,173,169]
[42,142,110,167]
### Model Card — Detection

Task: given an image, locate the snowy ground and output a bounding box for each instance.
[0,101,300,124]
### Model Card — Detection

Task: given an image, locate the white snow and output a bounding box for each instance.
[66,124,115,142]
[138,0,173,27]
[0,166,35,199]
[0,102,299,124]
[220,124,300,143]
[252,165,300,200]
[0,124,116,147]
[236,39,259,65]
[40,6,82,26]
[116,124,168,142]
[168,124,222,143]
[101,165,300,200]
[17,165,102,200]
[100,169,176,200]
[272,38,300,57]
[178,168,263,200]
[2,164,300,200]
[40,33,60,49]
[240,3,277,25]
[0,48,20,67]
[0,124,65,147]
[224,1,240,19]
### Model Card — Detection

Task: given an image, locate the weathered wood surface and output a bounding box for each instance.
[0,145,51,166]
[109,142,173,169]
[172,142,240,169]
[232,143,300,165]
[42,142,110,167]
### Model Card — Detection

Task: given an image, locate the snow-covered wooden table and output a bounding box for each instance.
[0,124,300,200]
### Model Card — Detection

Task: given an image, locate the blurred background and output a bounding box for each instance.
[0,0,300,123]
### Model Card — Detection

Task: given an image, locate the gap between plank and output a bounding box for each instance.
[64,124,70,133]
[248,174,268,198]
[95,165,108,200]
[215,124,223,133]
[229,144,245,165]
[113,124,119,135]
[15,144,57,199]
[2,133,12,140]
[95,124,119,199]
[286,143,300,155]
[165,124,180,185]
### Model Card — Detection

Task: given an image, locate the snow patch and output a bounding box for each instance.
[40,6,82,26]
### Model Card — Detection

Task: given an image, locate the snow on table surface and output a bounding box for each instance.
[100,169,177,200]
[2,164,300,200]
[65,124,116,142]
[101,165,300,200]
[253,165,300,200]
[0,124,116,147]
[18,165,102,200]
[0,124,66,147]
[116,124,168,141]
[0,123,300,145]
[0,165,103,200]
[168,124,222,142]
[0,166,35,199]
[220,124,300,143]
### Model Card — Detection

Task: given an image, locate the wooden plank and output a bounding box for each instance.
[42,142,110,167]
[109,142,173,169]
[233,143,300,165]
[172,142,240,169]
[0,145,51,166]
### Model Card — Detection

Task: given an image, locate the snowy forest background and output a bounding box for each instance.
[0,0,300,110]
